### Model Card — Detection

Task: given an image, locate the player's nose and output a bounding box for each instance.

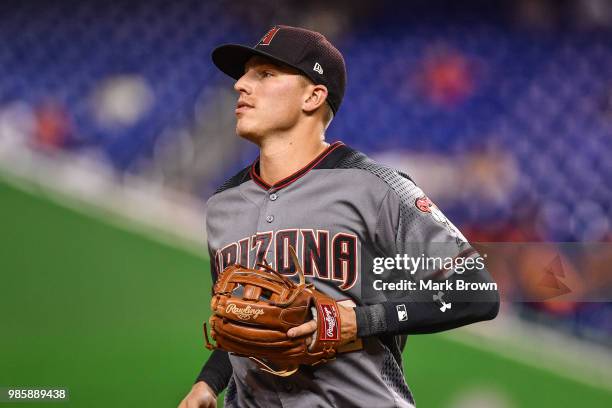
[234,73,252,94]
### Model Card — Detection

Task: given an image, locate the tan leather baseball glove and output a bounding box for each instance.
[204,247,341,376]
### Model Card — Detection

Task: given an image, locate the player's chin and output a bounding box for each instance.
[235,123,261,143]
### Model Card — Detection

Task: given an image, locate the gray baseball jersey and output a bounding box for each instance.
[203,141,499,407]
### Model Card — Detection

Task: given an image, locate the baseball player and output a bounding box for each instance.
[179,25,499,408]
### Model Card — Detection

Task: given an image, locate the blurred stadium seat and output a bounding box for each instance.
[2,0,610,241]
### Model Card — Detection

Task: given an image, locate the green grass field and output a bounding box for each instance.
[1,179,611,407]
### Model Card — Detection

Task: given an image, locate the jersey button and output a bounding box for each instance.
[269,193,278,201]
[266,215,274,223]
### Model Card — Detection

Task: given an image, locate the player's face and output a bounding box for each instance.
[234,56,308,142]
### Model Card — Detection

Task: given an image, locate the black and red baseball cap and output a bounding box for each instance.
[212,25,347,115]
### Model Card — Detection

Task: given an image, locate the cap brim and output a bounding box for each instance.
[212,44,299,80]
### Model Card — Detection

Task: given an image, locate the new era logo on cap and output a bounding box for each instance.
[313,62,323,75]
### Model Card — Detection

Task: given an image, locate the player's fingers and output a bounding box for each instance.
[287,319,317,338]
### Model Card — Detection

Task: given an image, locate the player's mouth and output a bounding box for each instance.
[236,101,254,114]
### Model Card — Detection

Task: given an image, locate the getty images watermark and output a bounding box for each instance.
[370,253,498,292]
[365,243,612,304]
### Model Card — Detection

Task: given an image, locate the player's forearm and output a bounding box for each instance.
[355,269,500,337]
[195,349,232,395]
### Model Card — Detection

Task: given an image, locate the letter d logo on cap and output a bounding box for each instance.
[259,26,280,46]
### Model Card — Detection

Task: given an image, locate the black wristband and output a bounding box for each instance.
[195,350,232,395]
[355,304,387,337]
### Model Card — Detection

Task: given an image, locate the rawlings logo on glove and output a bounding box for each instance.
[226,303,264,320]
[320,304,339,340]
[204,246,344,376]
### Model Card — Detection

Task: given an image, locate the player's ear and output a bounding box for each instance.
[303,84,328,114]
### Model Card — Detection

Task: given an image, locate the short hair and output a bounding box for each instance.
[322,102,334,130]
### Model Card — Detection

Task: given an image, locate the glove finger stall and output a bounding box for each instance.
[211,317,302,345]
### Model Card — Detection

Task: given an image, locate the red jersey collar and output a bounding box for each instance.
[250,141,344,191]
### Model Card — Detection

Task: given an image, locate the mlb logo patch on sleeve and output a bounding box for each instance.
[396,304,408,321]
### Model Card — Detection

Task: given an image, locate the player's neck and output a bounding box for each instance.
[258,133,329,186]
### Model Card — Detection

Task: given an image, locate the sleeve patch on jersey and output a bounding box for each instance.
[416,195,468,243]
[417,195,451,226]
[415,196,434,213]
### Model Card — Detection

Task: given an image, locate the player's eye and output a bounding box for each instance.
[259,71,273,78]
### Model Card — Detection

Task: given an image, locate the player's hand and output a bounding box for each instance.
[178,381,217,408]
[287,304,357,346]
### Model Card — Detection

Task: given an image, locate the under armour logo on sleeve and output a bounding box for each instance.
[433,291,452,312]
